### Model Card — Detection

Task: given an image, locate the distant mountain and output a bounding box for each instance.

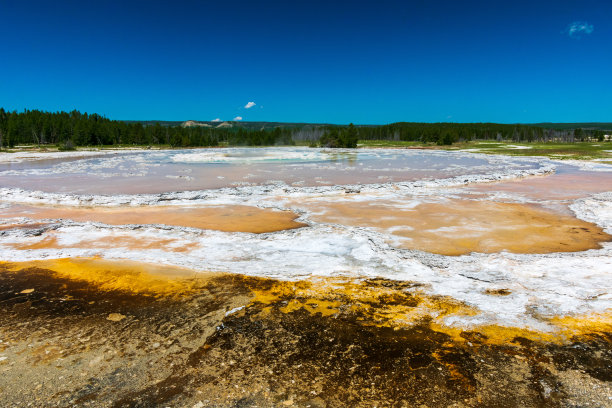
[181,120,341,130]
[182,120,212,128]
[121,120,340,130]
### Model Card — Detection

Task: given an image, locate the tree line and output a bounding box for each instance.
[340,122,609,145]
[0,109,293,149]
[0,108,608,149]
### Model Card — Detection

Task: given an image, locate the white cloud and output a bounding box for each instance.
[233,116,243,121]
[211,118,221,122]
[244,101,256,109]
[566,21,594,38]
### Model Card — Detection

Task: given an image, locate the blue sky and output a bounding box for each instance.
[0,0,610,124]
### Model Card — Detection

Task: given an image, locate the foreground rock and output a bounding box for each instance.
[0,263,610,407]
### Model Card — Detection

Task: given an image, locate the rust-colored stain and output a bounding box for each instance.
[5,258,610,344]
[1,258,213,299]
[296,198,610,255]
[1,260,611,407]
[0,204,307,233]
[245,275,612,345]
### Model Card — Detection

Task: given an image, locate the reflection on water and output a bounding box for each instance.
[467,164,612,200]
[0,147,538,194]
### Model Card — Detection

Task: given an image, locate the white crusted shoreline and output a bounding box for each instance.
[0,148,610,333]
[0,158,556,208]
[0,193,610,333]
[0,149,135,164]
